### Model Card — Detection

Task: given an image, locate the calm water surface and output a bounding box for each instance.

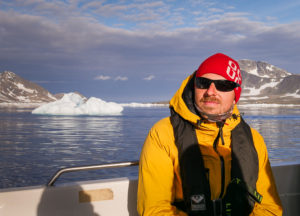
[0,105,299,188]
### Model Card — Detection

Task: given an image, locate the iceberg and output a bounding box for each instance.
[32,93,123,116]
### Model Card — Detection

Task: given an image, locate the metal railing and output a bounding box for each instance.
[47,160,139,186]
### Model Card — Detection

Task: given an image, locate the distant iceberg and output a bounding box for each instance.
[32,93,123,116]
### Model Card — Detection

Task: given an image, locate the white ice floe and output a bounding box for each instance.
[32,93,123,116]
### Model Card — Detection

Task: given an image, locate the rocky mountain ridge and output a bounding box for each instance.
[238,60,300,104]
[0,71,57,104]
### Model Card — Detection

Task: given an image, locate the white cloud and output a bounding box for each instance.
[143,75,155,81]
[115,76,128,81]
[94,75,128,81]
[94,75,111,80]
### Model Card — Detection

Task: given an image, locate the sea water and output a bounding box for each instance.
[0,105,299,188]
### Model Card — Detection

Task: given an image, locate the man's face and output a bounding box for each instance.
[194,73,236,115]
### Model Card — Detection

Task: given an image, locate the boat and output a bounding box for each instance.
[0,161,299,216]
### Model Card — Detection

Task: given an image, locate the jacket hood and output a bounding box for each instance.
[169,73,241,129]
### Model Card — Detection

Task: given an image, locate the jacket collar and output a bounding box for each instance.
[169,73,241,131]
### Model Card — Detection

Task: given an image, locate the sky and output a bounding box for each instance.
[0,0,300,102]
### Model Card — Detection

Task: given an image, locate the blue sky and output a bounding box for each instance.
[0,0,299,102]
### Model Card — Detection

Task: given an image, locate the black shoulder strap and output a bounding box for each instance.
[230,117,260,210]
[170,108,211,215]
[231,118,258,187]
[231,117,258,185]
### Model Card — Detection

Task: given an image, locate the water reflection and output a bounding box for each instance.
[239,106,300,164]
[36,116,123,165]
[0,111,127,188]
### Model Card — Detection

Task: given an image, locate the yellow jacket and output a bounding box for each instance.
[137,74,283,216]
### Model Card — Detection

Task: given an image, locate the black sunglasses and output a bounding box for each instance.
[195,77,240,92]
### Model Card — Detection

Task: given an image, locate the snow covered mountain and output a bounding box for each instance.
[0,71,57,104]
[238,60,300,104]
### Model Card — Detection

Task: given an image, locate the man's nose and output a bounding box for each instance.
[206,83,217,95]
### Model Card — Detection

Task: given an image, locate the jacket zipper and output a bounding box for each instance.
[213,123,225,198]
[219,156,225,198]
[213,147,225,198]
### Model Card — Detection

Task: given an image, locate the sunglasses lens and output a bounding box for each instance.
[214,80,238,91]
[195,77,239,92]
[195,77,211,89]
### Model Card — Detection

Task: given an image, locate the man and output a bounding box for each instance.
[137,53,282,216]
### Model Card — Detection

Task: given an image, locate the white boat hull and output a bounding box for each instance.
[0,163,299,216]
[0,177,138,216]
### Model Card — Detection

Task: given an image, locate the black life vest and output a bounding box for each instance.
[170,109,262,216]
